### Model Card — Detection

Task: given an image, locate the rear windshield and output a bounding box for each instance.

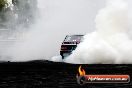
[64,35,83,42]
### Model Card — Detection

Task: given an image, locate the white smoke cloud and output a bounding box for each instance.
[1,0,132,64]
[1,0,105,62]
[128,0,132,35]
[64,0,132,64]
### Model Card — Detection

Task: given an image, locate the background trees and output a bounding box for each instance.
[0,0,37,39]
[0,0,8,9]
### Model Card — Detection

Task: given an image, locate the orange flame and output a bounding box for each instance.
[78,66,86,76]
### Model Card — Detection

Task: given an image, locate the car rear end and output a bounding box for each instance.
[60,35,83,59]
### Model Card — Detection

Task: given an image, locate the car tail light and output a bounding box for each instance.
[61,47,67,50]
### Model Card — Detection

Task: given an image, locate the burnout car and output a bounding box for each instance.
[60,35,84,59]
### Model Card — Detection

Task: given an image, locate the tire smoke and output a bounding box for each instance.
[1,0,131,64]
[2,0,101,61]
[65,0,132,64]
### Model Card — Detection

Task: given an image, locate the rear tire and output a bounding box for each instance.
[61,54,64,59]
[60,52,64,59]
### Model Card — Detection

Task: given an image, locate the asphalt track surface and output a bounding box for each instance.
[0,60,131,88]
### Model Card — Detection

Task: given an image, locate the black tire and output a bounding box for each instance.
[60,52,64,59]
